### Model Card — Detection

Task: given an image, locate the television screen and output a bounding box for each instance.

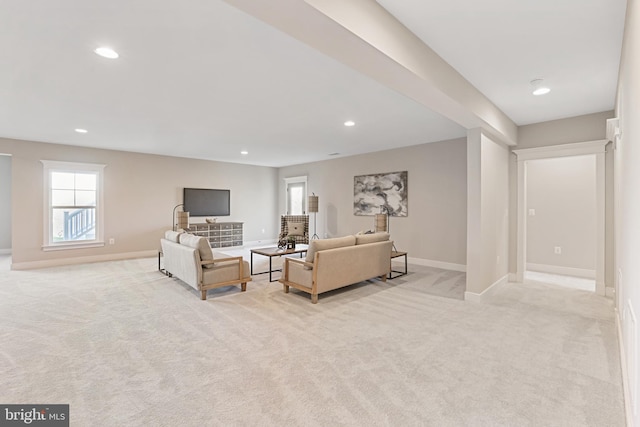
[183,188,230,216]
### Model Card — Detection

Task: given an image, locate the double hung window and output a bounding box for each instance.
[41,160,105,250]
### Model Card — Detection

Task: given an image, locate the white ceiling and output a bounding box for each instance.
[0,0,627,167]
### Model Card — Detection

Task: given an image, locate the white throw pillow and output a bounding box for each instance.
[179,234,215,268]
[164,230,182,243]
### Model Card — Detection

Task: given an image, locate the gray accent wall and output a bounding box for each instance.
[526,156,596,273]
[0,155,10,251]
[0,137,279,268]
[278,138,468,267]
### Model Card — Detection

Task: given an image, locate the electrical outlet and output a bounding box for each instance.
[497,255,500,264]
[554,246,561,254]
[109,238,115,245]
[528,208,536,216]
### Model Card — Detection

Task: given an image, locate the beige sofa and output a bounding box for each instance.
[279,232,392,303]
[161,230,251,300]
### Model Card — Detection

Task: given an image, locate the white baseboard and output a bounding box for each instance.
[616,308,635,427]
[465,274,508,302]
[526,263,595,279]
[508,273,518,282]
[10,250,157,270]
[0,248,11,255]
[407,257,466,272]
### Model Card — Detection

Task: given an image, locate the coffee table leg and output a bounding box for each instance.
[269,257,273,282]
[251,252,254,275]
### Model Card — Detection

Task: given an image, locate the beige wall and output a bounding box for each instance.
[526,156,596,273]
[0,137,279,268]
[0,154,10,251]
[278,138,468,267]
[518,111,614,149]
[466,130,510,296]
[615,0,640,424]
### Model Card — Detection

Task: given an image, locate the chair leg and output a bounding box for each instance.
[201,290,207,300]
[311,293,318,304]
[283,284,289,293]
[241,282,247,292]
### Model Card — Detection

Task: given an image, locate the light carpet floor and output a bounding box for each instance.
[0,255,624,426]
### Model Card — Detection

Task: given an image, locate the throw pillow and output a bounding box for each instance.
[179,234,215,268]
[287,221,305,237]
[164,230,182,243]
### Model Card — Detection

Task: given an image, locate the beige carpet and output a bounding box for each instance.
[0,254,624,426]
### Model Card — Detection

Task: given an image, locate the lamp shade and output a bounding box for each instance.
[176,211,190,230]
[375,213,387,232]
[308,194,319,213]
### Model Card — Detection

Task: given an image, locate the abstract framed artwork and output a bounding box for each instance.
[354,171,408,216]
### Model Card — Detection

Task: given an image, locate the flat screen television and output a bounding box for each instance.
[183,188,230,216]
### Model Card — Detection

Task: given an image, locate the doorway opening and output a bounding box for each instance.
[524,155,597,292]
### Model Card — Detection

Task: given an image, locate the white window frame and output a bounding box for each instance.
[284,175,307,215]
[41,160,106,251]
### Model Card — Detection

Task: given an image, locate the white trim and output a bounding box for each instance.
[526,263,596,279]
[617,308,635,426]
[40,160,106,250]
[513,141,607,296]
[42,241,105,251]
[508,273,518,282]
[10,250,156,270]
[464,274,508,302]
[283,175,308,215]
[512,139,607,161]
[606,287,615,298]
[0,248,11,255]
[407,257,466,272]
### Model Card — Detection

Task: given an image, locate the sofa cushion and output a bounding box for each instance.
[287,221,305,236]
[164,230,183,243]
[179,234,215,268]
[355,232,390,245]
[305,235,356,263]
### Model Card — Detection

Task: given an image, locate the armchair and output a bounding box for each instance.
[278,215,309,245]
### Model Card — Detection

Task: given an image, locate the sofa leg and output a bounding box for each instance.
[241,282,247,292]
[283,284,289,293]
[201,290,207,300]
[381,274,387,282]
[311,294,318,304]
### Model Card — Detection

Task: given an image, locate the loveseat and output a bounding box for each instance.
[161,230,251,300]
[279,232,392,303]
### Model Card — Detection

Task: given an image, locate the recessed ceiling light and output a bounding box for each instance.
[344,120,355,127]
[94,47,119,59]
[75,128,88,133]
[530,79,550,96]
[240,151,248,155]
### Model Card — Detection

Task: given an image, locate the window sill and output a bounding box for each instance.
[42,241,105,252]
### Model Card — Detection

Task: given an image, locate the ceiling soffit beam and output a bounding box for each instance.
[223,0,517,146]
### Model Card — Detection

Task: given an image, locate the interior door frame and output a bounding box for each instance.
[513,140,607,295]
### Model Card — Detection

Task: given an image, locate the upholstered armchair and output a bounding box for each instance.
[278,215,309,245]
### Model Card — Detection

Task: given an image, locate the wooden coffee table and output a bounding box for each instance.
[250,246,307,282]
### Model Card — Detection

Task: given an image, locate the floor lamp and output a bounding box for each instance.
[308,193,319,239]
